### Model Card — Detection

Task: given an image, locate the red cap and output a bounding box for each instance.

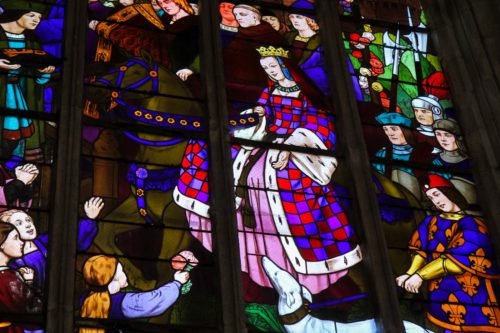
[423,174,454,192]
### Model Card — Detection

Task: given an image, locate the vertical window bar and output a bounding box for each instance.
[317,0,405,332]
[45,0,88,332]
[199,1,248,332]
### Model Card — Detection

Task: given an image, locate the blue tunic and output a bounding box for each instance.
[10,219,97,289]
[410,214,500,332]
[81,281,181,320]
[373,144,414,175]
[1,31,51,166]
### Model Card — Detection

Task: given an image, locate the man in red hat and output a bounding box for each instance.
[396,174,500,332]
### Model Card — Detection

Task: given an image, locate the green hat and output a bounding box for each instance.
[0,0,48,14]
[432,119,462,136]
[375,112,412,128]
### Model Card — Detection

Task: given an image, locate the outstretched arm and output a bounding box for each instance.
[121,271,189,318]
[77,197,104,252]
[121,281,182,318]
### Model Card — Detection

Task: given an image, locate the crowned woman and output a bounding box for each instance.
[0,0,55,167]
[396,174,500,333]
[175,46,362,296]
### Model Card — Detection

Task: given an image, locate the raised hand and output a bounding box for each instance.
[84,197,104,219]
[176,68,193,82]
[15,164,39,185]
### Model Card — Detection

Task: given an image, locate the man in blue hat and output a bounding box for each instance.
[372,112,427,200]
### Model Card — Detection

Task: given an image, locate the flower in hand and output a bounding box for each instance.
[171,250,199,271]
[174,271,190,285]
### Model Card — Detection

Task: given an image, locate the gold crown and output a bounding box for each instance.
[256,46,289,58]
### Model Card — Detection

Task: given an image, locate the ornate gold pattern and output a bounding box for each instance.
[470,248,492,274]
[256,46,290,58]
[442,294,466,325]
[457,272,480,296]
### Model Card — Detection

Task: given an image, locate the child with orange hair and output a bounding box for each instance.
[79,254,190,332]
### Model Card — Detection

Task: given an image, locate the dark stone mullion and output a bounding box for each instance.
[422,0,500,259]
[317,0,405,332]
[45,0,88,332]
[199,1,248,332]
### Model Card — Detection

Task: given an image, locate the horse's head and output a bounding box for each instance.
[85,52,159,111]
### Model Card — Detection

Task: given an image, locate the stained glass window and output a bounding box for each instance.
[341,0,500,332]
[79,1,218,331]
[0,0,498,333]
[0,0,64,330]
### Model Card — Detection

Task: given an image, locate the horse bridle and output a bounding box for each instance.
[95,57,160,103]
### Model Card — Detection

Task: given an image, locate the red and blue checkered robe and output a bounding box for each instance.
[249,88,359,269]
[175,86,360,274]
[409,213,500,332]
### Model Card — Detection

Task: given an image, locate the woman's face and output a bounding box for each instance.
[382,125,407,146]
[219,2,236,21]
[233,8,260,28]
[289,14,309,31]
[157,0,181,16]
[426,188,460,213]
[1,230,24,259]
[260,56,285,82]
[413,107,434,126]
[17,12,42,30]
[115,263,128,289]
[435,130,458,151]
[262,16,280,31]
[8,212,37,241]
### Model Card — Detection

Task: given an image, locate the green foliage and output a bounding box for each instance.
[369,42,384,62]
[349,54,361,70]
[397,86,415,118]
[425,54,442,72]
[420,10,428,26]
[245,303,285,333]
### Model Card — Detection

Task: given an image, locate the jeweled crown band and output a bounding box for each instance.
[256,46,290,58]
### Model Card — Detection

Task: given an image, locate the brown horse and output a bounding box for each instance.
[85,53,203,291]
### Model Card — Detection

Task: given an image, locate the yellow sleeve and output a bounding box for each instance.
[416,257,464,280]
[406,254,426,275]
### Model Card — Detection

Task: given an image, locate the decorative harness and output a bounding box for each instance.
[94,58,258,224]
[95,58,258,136]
